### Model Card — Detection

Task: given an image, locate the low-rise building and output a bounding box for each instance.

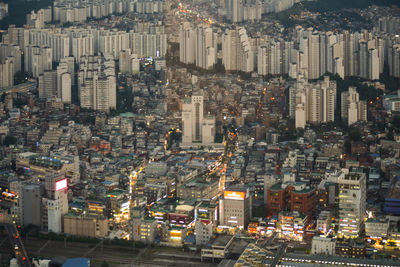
[365,218,389,239]
[63,213,108,238]
[312,236,336,255]
[131,217,158,244]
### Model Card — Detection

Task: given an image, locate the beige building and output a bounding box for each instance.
[63,213,108,237]
[131,217,157,244]
[219,187,251,228]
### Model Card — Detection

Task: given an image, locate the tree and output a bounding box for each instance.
[101,261,109,267]
[3,135,16,146]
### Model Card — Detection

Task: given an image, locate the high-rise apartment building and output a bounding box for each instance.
[291,76,336,128]
[179,24,216,70]
[222,27,253,73]
[179,23,196,65]
[78,55,116,112]
[341,87,367,126]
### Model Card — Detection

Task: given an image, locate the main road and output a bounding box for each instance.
[3,223,31,267]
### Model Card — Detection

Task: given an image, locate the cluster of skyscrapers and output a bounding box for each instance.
[26,0,163,29]
[224,0,303,23]
[180,24,400,83]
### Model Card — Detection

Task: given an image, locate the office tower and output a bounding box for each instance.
[341,87,367,126]
[42,175,68,233]
[219,187,251,228]
[39,70,57,99]
[338,171,366,239]
[23,184,42,227]
[182,91,215,146]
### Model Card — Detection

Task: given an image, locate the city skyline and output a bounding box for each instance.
[0,0,398,266]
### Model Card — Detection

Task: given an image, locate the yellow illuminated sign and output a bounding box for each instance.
[224,191,245,200]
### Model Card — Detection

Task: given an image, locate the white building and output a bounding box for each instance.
[338,171,366,239]
[44,175,68,233]
[311,236,336,255]
[78,55,116,112]
[179,24,216,70]
[341,87,367,126]
[222,27,254,73]
[195,220,213,245]
[0,57,14,89]
[365,218,389,239]
[219,187,251,228]
[290,75,336,128]
[182,91,215,146]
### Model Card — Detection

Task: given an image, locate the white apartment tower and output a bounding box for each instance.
[179,24,216,70]
[179,23,196,65]
[291,75,336,128]
[78,55,116,112]
[341,87,367,126]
